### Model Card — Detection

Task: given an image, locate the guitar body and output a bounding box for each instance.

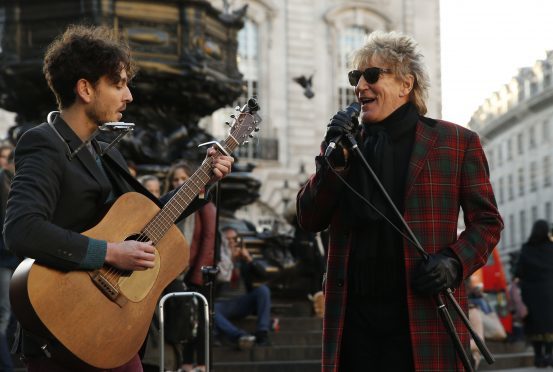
[10,192,189,369]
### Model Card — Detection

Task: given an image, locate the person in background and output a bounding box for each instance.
[296,30,503,371]
[166,162,217,371]
[0,148,16,372]
[515,219,553,368]
[214,226,271,349]
[0,145,13,171]
[138,174,161,198]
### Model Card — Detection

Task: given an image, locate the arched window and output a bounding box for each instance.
[336,26,369,109]
[237,19,259,103]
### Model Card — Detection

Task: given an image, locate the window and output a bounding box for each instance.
[529,126,536,148]
[497,144,503,166]
[546,202,552,223]
[518,167,525,196]
[545,156,552,187]
[520,210,526,243]
[544,120,550,142]
[237,19,259,103]
[506,139,513,160]
[517,133,524,154]
[530,81,538,96]
[532,205,538,223]
[508,174,514,200]
[487,149,494,168]
[530,161,537,192]
[509,214,515,247]
[498,177,504,204]
[336,26,369,109]
[234,19,265,160]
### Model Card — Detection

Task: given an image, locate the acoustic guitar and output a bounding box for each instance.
[9,99,261,370]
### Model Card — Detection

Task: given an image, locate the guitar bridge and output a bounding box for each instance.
[90,271,128,307]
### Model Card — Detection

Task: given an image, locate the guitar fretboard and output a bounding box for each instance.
[142,136,239,243]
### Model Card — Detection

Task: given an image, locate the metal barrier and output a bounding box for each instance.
[158,292,210,372]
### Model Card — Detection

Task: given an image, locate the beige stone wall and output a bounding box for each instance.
[206,0,441,219]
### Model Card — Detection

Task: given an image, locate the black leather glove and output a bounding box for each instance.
[324,109,359,144]
[412,250,461,295]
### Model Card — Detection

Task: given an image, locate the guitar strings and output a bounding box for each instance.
[100,143,233,290]
[102,156,218,285]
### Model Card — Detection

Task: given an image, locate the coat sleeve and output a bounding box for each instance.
[449,131,504,278]
[4,128,89,270]
[296,151,347,233]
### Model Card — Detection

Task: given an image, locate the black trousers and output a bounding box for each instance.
[339,296,414,372]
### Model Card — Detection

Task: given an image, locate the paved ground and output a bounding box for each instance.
[492,368,543,371]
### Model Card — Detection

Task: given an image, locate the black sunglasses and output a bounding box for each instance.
[348,67,391,86]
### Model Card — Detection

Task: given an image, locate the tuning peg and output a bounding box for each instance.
[235,106,241,111]
[225,121,231,126]
[249,134,254,138]
[254,127,260,132]
[230,114,235,118]
[243,141,249,145]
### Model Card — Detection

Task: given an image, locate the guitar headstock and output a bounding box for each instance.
[226,97,261,151]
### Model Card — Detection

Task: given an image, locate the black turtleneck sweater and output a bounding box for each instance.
[345,102,418,300]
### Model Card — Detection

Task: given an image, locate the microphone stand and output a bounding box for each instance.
[201,181,221,371]
[335,133,494,372]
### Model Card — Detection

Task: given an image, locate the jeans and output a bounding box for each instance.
[0,267,13,371]
[214,285,271,340]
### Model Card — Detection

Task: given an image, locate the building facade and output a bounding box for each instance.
[0,0,443,230]
[468,50,553,270]
[202,0,442,225]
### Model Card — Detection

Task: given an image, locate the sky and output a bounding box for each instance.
[440,0,553,126]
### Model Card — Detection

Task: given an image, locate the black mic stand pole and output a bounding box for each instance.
[341,132,494,371]
[201,181,221,371]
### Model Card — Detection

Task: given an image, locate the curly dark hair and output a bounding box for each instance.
[43,24,137,109]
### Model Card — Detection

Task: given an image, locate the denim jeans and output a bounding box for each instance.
[214,284,271,340]
[0,267,13,371]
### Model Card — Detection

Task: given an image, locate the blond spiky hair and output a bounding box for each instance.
[350,30,430,115]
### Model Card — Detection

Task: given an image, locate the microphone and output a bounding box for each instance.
[324,102,360,157]
[99,122,135,131]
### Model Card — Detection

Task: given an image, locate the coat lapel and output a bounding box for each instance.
[52,116,112,201]
[404,119,438,198]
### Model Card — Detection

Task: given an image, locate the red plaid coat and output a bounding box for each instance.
[297,118,503,371]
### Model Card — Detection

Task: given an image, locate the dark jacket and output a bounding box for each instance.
[0,168,18,269]
[516,240,553,335]
[4,116,203,270]
[3,116,205,357]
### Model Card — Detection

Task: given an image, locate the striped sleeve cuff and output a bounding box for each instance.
[78,238,107,270]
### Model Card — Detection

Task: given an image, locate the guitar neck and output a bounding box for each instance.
[142,137,238,242]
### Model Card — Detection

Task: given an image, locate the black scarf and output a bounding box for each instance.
[345,102,419,297]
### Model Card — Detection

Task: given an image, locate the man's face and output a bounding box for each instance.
[86,69,133,125]
[224,229,241,256]
[355,56,411,124]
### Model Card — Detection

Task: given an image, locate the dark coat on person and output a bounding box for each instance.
[3,115,205,357]
[516,240,553,336]
[297,118,503,371]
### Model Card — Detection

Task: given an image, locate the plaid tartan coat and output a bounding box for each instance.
[297,118,503,371]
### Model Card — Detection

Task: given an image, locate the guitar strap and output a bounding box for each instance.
[95,142,163,208]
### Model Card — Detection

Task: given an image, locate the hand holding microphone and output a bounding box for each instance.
[324,102,360,157]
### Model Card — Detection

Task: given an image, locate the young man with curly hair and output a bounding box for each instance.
[4,24,233,371]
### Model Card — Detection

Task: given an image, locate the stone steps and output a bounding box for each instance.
[479,341,534,370]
